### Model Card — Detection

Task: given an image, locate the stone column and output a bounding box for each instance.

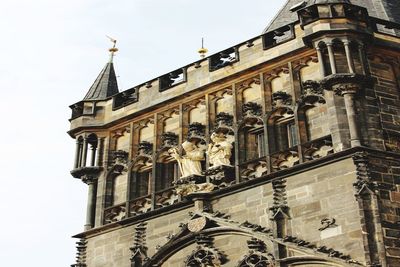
[83,175,97,231]
[316,46,326,78]
[344,41,355,74]
[333,83,361,147]
[90,145,97,167]
[96,137,105,167]
[74,139,81,169]
[326,42,337,74]
[81,138,88,167]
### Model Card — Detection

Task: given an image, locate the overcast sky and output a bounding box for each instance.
[0,0,286,265]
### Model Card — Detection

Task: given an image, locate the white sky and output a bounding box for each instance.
[0,0,286,265]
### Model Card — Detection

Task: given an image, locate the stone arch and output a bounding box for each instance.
[144,227,273,267]
[280,256,347,266]
[143,226,350,267]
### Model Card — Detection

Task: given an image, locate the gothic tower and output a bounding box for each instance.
[68,1,400,266]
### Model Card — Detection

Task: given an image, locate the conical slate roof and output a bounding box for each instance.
[83,62,119,100]
[264,0,400,32]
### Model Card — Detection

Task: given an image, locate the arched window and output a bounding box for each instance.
[131,167,152,199]
[318,42,332,76]
[332,40,349,73]
[86,133,98,167]
[268,108,297,153]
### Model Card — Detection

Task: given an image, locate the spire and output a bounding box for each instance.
[83,38,119,101]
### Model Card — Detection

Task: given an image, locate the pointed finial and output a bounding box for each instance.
[198,37,208,59]
[106,35,118,62]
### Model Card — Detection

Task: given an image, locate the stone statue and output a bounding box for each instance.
[207,132,233,167]
[169,141,205,178]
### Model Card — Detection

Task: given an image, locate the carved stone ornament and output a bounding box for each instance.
[161,132,179,148]
[187,217,208,233]
[70,166,102,183]
[130,222,149,267]
[187,122,206,142]
[318,218,338,231]
[138,141,153,156]
[174,181,215,197]
[272,91,292,107]
[204,165,235,189]
[111,150,129,173]
[320,73,372,93]
[185,235,227,267]
[303,138,333,161]
[241,161,268,180]
[130,197,152,216]
[155,188,179,208]
[104,205,126,224]
[215,112,234,129]
[352,152,378,197]
[271,151,299,170]
[243,102,262,117]
[269,178,289,217]
[300,80,326,105]
[332,83,361,96]
[238,238,275,267]
[71,238,87,267]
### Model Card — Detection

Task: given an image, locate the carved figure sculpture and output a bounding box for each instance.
[207,132,233,167]
[169,141,205,178]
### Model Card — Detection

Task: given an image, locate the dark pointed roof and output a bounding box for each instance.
[83,61,119,101]
[264,0,400,32]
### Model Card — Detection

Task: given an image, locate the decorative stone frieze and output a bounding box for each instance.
[241,160,268,180]
[271,150,299,170]
[129,197,152,216]
[155,188,179,208]
[104,204,126,224]
[173,175,214,197]
[204,165,235,188]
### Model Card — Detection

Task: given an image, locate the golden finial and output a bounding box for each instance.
[106,35,118,62]
[198,37,208,59]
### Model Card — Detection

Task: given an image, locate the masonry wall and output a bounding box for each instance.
[86,207,194,267]
[368,155,400,265]
[286,158,364,262]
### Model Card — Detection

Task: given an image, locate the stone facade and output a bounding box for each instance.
[68,1,400,266]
